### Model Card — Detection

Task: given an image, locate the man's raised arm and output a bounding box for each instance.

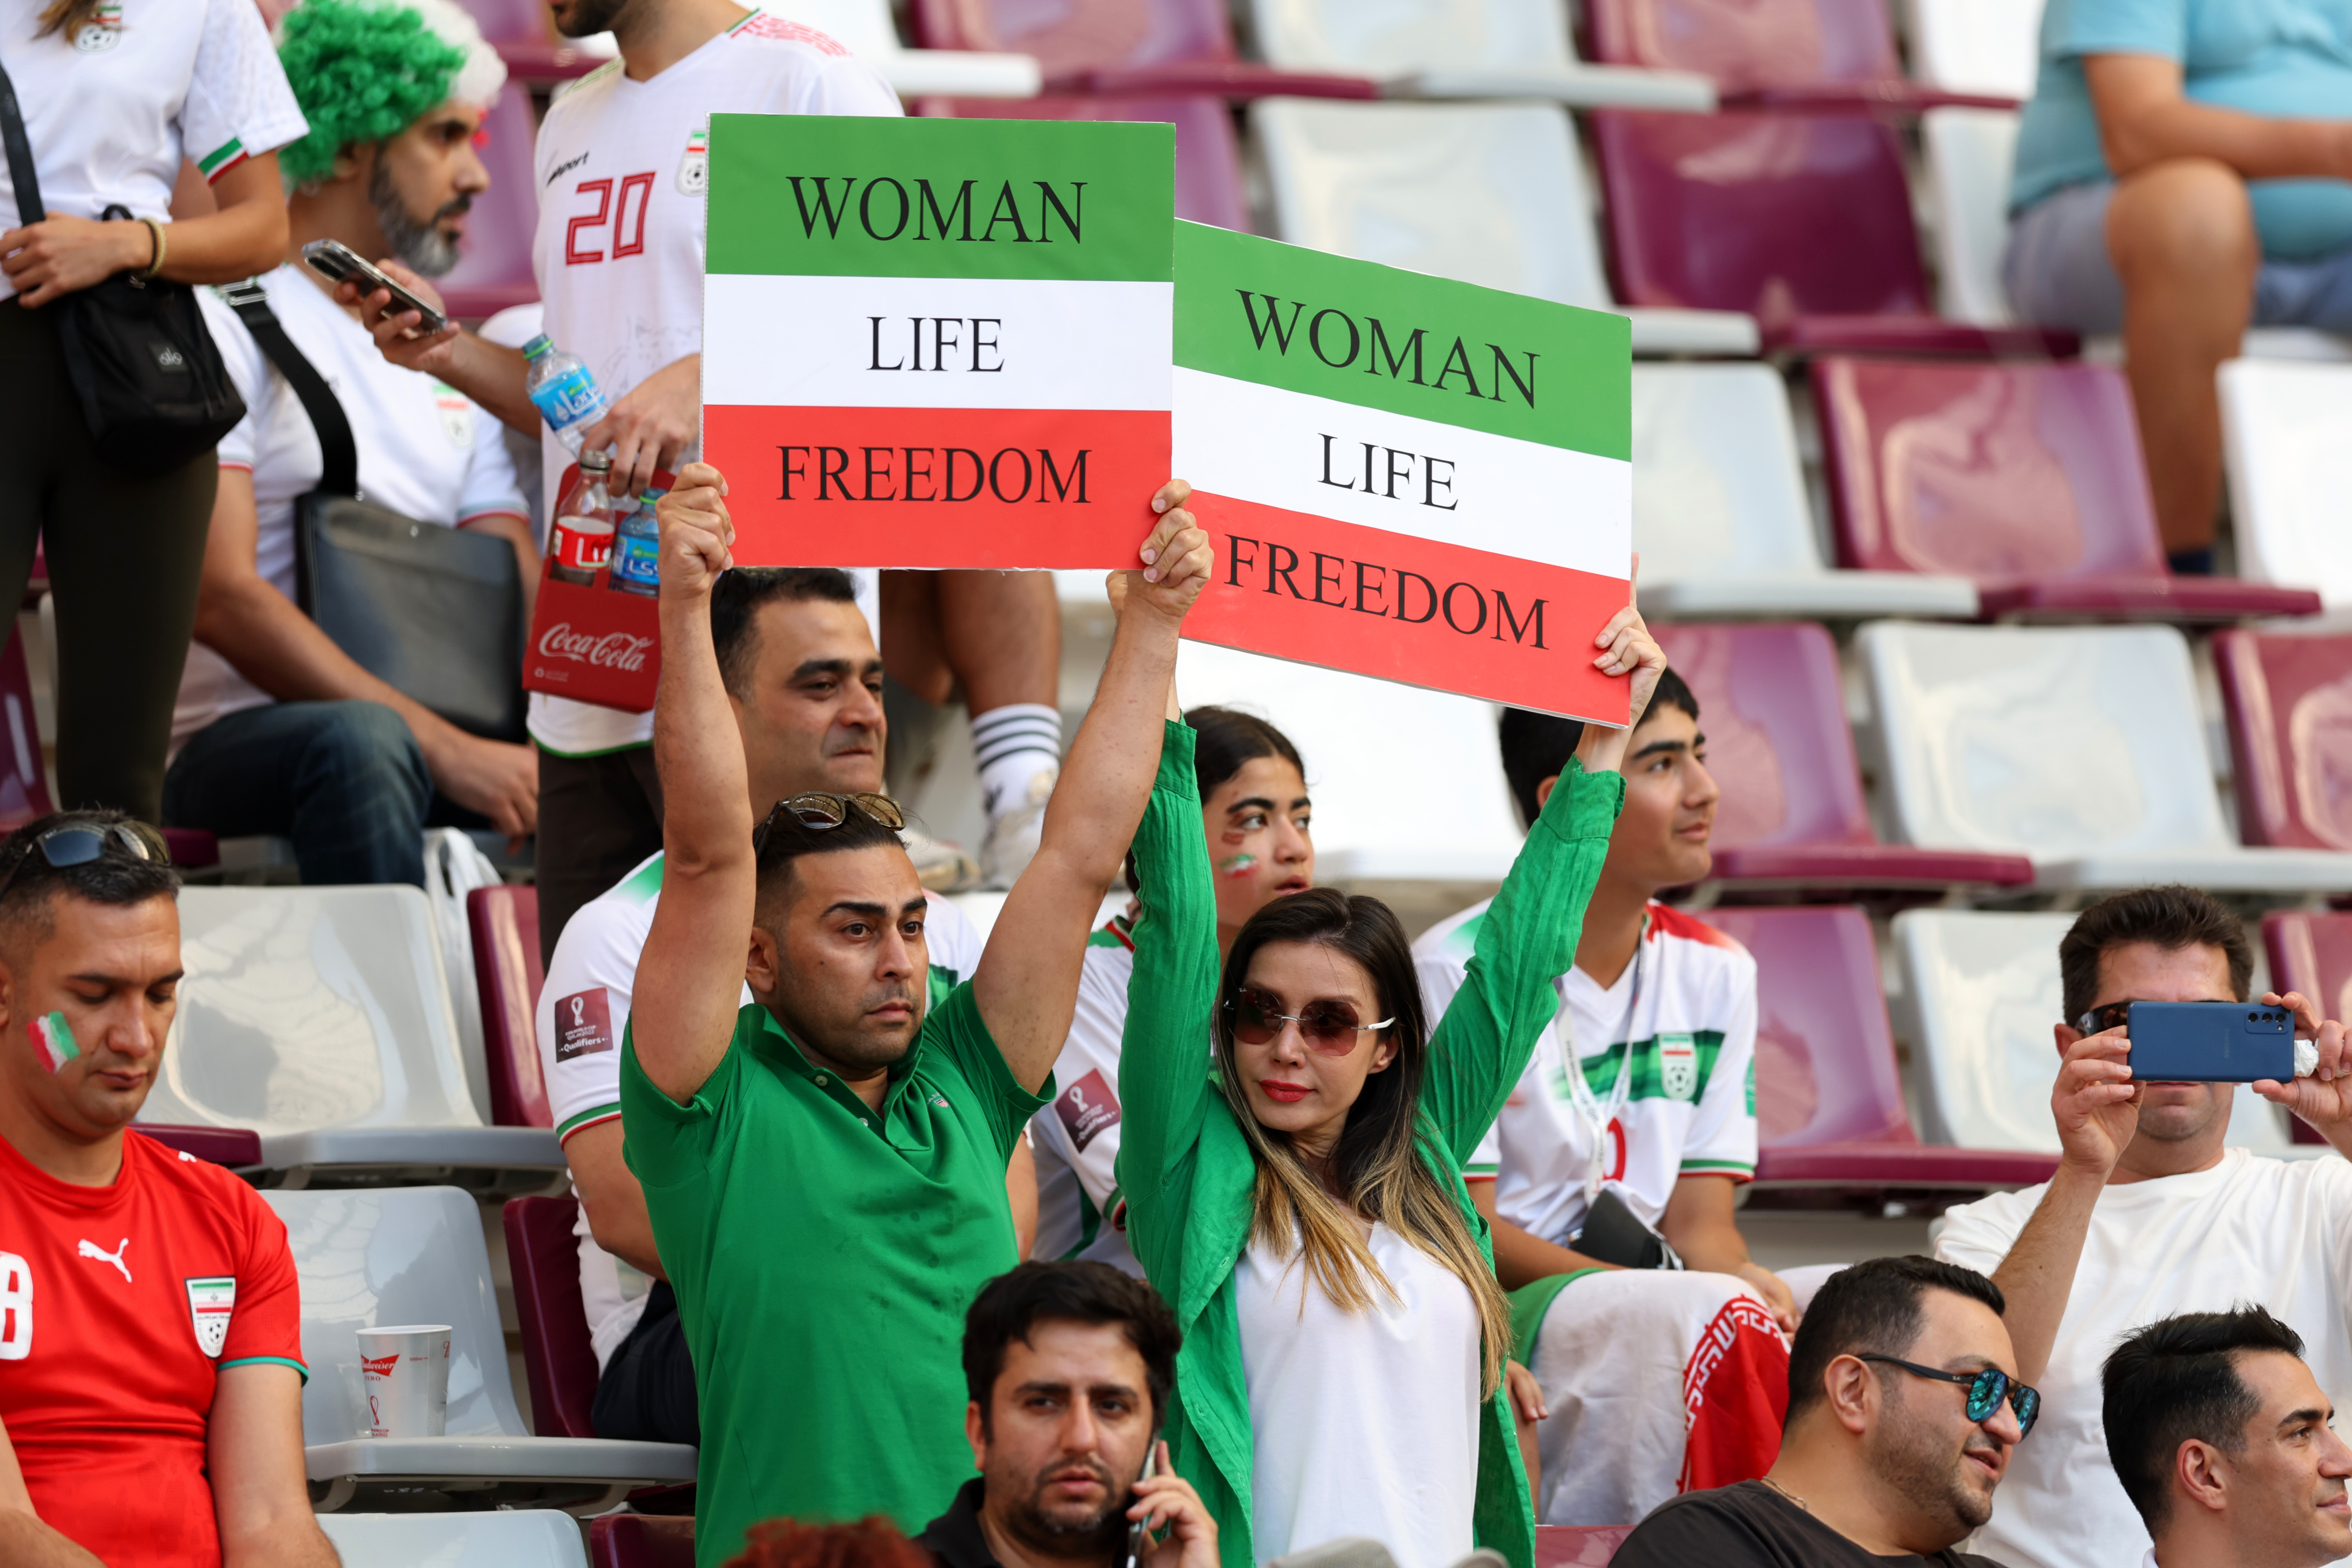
[974,482,1211,1093]
[633,463,759,1104]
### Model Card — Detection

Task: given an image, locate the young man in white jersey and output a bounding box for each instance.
[1934,886,2352,1568]
[1414,678,1806,1528]
[167,0,538,887]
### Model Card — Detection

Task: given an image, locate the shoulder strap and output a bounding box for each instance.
[0,52,46,224]
[220,278,359,497]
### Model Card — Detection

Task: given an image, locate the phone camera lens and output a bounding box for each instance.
[2248,1012,2259,1021]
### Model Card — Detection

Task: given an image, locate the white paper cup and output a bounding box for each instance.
[356,1325,451,1438]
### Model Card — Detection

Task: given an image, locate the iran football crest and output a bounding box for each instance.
[186,1277,236,1358]
[678,129,708,194]
[1658,1033,1698,1102]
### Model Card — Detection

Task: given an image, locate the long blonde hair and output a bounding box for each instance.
[1213,887,1515,1397]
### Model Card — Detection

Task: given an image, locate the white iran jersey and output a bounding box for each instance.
[1936,1150,2352,1568]
[1415,899,1759,1246]
[1030,919,1142,1276]
[537,849,983,1364]
[527,12,898,756]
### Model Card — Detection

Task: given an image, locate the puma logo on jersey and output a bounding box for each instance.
[78,1237,131,1284]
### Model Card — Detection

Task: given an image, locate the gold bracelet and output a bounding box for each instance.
[136,216,166,281]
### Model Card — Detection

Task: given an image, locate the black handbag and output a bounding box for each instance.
[0,58,243,475]
[1573,1186,1686,1271]
[220,280,528,743]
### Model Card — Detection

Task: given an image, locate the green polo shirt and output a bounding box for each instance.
[620,982,1051,1567]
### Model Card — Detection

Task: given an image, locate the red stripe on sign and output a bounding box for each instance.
[1180,492,1630,723]
[705,404,1171,569]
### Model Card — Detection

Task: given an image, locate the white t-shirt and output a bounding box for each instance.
[537,847,985,1365]
[525,11,898,756]
[0,0,305,297]
[1030,916,1142,1276]
[176,265,527,752]
[1237,1225,1481,1568]
[1935,1149,2352,1568]
[1415,898,1758,1245]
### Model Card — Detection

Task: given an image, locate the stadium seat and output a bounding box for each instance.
[2260,910,2349,1145]
[907,0,1375,98]
[1244,0,1715,111]
[2220,361,2352,611]
[1633,364,1978,620]
[1653,622,2029,889]
[1860,622,2352,892]
[1903,0,2043,100]
[319,1511,589,1568]
[1253,100,1761,357]
[1695,906,2057,1193]
[469,886,550,1128]
[505,1195,600,1440]
[1590,109,2076,358]
[1815,356,2324,622]
[273,1186,695,1510]
[915,96,1247,231]
[1584,0,2017,111]
[1894,909,2298,1153]
[1534,1524,1635,1567]
[138,886,565,1183]
[2213,630,2352,852]
[437,83,539,323]
[591,1515,696,1568]
[0,622,54,830]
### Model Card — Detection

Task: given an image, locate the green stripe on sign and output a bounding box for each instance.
[706,114,1173,284]
[1173,221,1628,459]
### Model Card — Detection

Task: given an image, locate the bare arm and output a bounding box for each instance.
[340,260,537,437]
[566,1121,666,1280]
[1,152,288,308]
[1472,1181,1620,1290]
[209,1364,340,1568]
[973,484,1211,1093]
[1007,1135,1039,1259]
[2085,54,2352,181]
[0,1418,102,1568]
[460,510,544,624]
[1660,1173,1796,1331]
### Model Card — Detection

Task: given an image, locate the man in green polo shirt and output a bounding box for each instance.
[627,460,1212,1567]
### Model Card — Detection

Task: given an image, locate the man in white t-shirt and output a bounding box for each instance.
[537,563,998,1444]
[1934,885,2352,1568]
[1416,679,1810,1528]
[165,0,536,887]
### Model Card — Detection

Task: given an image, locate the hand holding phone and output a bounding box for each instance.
[302,238,448,335]
[2124,1001,2295,1083]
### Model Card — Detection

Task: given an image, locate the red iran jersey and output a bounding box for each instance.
[0,1129,305,1567]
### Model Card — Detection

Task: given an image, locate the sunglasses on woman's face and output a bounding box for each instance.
[1226,987,1393,1055]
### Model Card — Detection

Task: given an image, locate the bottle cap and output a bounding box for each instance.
[522,334,552,358]
[580,449,612,471]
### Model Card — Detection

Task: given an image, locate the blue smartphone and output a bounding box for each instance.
[2127,1002,2295,1082]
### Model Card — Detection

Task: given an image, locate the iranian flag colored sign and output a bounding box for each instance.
[1173,222,1632,723]
[702,114,1173,567]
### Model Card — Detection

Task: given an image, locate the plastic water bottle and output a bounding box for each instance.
[523,334,609,454]
[610,488,662,597]
[550,450,615,586]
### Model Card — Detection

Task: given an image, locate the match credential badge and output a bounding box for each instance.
[186,1276,236,1358]
[1658,1033,1698,1103]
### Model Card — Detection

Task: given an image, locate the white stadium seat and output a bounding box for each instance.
[1252,99,1760,358]
[318,1511,590,1568]
[1858,622,2352,891]
[1630,363,1979,620]
[767,0,1040,96]
[1903,0,2044,100]
[2219,359,2352,611]
[1894,908,2295,1154]
[271,1186,695,1511]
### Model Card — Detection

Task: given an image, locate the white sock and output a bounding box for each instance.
[972,703,1061,817]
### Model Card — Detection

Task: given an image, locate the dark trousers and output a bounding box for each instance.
[592,1279,698,1446]
[536,744,663,964]
[0,300,219,823]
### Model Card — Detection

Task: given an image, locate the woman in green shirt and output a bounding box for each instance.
[1116,600,1667,1568]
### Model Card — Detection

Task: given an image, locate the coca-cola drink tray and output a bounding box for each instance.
[522,461,668,714]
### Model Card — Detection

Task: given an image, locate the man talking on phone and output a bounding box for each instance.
[1932,886,2352,1568]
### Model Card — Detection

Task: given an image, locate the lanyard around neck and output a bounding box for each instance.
[1562,911,1650,1199]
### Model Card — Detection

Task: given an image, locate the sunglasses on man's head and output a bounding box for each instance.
[1858,1354,2040,1438]
[0,821,168,903]
[753,792,905,853]
[1225,987,1393,1054]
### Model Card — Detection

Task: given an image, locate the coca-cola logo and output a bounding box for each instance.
[536,622,654,672]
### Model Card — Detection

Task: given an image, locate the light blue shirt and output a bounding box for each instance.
[2011,0,2352,259]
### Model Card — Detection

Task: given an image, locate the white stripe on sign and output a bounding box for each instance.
[702,274,1172,412]
[1173,367,1630,578]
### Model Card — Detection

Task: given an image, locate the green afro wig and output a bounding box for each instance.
[276,0,469,186]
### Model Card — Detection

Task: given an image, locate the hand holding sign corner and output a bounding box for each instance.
[1572,553,1667,778]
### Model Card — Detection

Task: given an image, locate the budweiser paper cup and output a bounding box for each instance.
[357,1325,451,1438]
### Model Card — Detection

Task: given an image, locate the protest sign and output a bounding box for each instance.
[1172,222,1631,723]
[702,114,1173,568]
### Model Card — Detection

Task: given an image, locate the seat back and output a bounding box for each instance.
[457,0,553,43]
[1533,1524,1636,1567]
[2264,911,2352,1031]
[1592,110,1929,319]
[1816,356,2166,580]
[264,1186,529,1446]
[1653,622,1873,852]
[2219,360,2352,609]
[1860,622,2233,857]
[1254,99,1613,311]
[908,0,1233,71]
[469,886,550,1128]
[919,96,1245,231]
[1248,0,1573,75]
[1632,364,1823,582]
[2213,630,2352,851]
[590,1514,696,1568]
[1920,108,2021,326]
[319,1512,590,1568]
[1586,0,1900,92]
[1903,0,2043,98]
[0,622,53,830]
[1693,906,1915,1148]
[505,1196,601,1439]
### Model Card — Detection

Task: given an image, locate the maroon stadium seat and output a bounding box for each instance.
[469,886,550,1128]
[2214,630,2352,850]
[437,83,540,323]
[1535,1524,1636,1565]
[1815,357,2323,623]
[504,1195,600,1439]
[1653,622,2031,890]
[915,95,1246,231]
[0,622,51,832]
[1693,906,2060,1194]
[160,830,220,870]
[1584,0,2018,111]
[137,1124,263,1167]
[2260,911,2351,1145]
[591,1514,695,1568]
[908,0,1376,98]
[1590,110,2075,357]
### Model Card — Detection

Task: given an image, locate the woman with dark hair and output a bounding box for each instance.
[1116,600,1668,1568]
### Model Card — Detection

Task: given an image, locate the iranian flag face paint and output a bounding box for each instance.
[30,1011,77,1074]
[702,115,1174,569]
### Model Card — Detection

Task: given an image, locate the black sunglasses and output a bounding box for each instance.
[1858,1354,2040,1437]
[2076,1001,2133,1035]
[0,821,168,904]
[752,792,906,854]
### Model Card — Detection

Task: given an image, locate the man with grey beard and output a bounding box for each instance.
[165,0,540,886]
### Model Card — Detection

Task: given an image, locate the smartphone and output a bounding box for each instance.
[1124,1440,1159,1568]
[301,238,448,335]
[2127,1001,2296,1082]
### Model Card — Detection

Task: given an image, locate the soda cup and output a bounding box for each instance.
[357,1324,451,1438]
